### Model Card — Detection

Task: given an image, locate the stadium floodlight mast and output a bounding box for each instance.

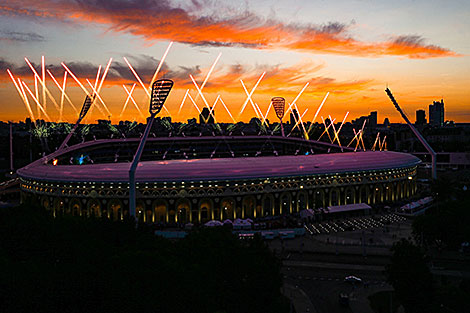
[58,94,94,151]
[129,79,174,219]
[272,97,286,136]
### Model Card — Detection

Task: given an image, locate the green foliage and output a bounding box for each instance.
[386,239,434,313]
[0,205,288,313]
[413,198,470,249]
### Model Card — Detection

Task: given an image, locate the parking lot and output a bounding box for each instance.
[304,213,407,235]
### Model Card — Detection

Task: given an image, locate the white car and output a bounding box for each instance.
[344,276,362,283]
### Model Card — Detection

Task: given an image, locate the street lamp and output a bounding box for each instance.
[272,97,285,137]
[129,79,174,219]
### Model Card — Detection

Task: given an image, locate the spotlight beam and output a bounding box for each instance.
[208,95,220,117]
[287,108,308,137]
[219,97,236,124]
[25,58,61,114]
[347,129,360,148]
[359,120,367,151]
[372,132,380,151]
[307,92,329,134]
[194,52,222,102]
[47,70,79,115]
[261,101,272,126]
[93,65,101,95]
[85,79,111,117]
[328,115,342,151]
[187,92,202,115]
[123,57,172,117]
[240,79,263,120]
[148,41,173,90]
[97,58,113,94]
[61,62,92,96]
[285,82,309,116]
[119,83,137,119]
[59,71,67,121]
[238,72,265,118]
[34,75,39,118]
[189,74,217,123]
[319,116,335,143]
[177,89,189,116]
[21,80,52,121]
[294,103,309,139]
[122,84,145,120]
[7,70,36,124]
[41,55,46,112]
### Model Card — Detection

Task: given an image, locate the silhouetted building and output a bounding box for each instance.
[351,111,377,128]
[416,109,426,125]
[290,109,299,125]
[369,111,377,128]
[383,118,390,127]
[429,99,444,127]
[199,107,214,124]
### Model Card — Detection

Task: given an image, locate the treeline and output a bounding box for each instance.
[0,205,289,313]
[386,239,470,313]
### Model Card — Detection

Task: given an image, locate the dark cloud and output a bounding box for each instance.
[0,0,458,58]
[0,30,45,42]
[392,35,426,46]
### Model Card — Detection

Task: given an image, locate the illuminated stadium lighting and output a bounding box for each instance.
[130,79,174,218]
[58,95,95,151]
[272,97,286,136]
[123,57,172,117]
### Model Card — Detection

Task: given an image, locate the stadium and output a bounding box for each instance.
[17,135,420,224]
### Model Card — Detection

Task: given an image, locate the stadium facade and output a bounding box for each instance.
[17,136,420,223]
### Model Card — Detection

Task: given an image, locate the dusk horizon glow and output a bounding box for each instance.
[1,0,469,124]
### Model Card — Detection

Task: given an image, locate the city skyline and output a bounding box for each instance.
[1,0,469,124]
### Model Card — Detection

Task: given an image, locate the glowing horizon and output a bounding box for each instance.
[1,1,469,124]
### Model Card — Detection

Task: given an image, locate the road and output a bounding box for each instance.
[282,260,389,313]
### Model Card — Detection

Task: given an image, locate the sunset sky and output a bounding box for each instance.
[1,0,469,124]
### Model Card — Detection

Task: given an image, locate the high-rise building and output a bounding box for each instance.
[416,109,426,125]
[199,107,214,124]
[369,111,377,128]
[429,99,444,127]
[290,109,299,125]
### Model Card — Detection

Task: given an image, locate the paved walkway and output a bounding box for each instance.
[283,260,384,272]
[283,283,318,313]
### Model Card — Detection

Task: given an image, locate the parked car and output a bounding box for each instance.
[344,275,362,283]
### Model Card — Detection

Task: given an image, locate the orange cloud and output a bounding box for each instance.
[0,1,459,59]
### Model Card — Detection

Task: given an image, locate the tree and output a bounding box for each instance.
[386,239,434,313]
